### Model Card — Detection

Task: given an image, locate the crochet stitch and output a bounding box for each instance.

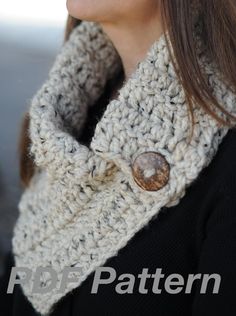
[12,20,236,315]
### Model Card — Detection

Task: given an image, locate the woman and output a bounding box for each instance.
[1,0,236,315]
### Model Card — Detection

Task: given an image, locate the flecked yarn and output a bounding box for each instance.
[12,20,236,315]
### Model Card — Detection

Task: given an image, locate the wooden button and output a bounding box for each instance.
[131,151,170,191]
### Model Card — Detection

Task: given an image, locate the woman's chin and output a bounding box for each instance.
[66,0,102,22]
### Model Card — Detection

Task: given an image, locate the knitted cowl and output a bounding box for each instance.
[12,20,236,315]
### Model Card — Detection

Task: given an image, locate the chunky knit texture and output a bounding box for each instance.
[12,20,236,315]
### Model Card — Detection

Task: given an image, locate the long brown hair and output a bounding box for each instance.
[19,0,236,187]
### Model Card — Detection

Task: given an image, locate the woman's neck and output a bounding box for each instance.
[100,17,164,81]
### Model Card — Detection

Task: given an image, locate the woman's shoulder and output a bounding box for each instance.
[194,127,236,237]
[206,127,236,191]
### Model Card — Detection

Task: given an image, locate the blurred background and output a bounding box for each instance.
[0,0,68,274]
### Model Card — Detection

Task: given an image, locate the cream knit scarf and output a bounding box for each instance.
[12,20,236,315]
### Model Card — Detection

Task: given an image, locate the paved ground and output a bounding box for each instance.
[0,25,64,275]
